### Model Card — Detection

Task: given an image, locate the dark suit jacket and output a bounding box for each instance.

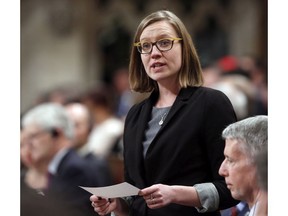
[123,86,239,216]
[47,149,102,216]
[83,152,113,187]
[21,177,85,216]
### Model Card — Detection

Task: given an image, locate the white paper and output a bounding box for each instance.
[79,182,140,198]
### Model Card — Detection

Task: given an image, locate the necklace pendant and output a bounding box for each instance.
[159,112,167,126]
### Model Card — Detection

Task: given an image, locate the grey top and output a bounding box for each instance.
[142,106,171,157]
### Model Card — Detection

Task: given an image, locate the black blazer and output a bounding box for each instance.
[123,86,239,216]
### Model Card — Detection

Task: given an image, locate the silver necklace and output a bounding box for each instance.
[159,112,168,126]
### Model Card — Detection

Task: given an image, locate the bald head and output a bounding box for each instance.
[65,103,92,149]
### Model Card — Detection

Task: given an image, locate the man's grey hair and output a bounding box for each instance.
[21,103,74,140]
[222,115,268,163]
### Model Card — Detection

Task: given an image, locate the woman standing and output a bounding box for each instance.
[91,10,238,216]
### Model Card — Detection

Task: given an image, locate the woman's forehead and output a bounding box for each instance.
[140,21,176,40]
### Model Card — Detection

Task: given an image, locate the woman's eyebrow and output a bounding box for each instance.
[140,34,174,42]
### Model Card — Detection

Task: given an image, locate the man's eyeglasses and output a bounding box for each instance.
[25,129,54,143]
[134,37,182,54]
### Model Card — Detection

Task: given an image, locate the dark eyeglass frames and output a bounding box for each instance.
[134,37,182,54]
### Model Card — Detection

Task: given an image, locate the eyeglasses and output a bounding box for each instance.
[134,37,182,54]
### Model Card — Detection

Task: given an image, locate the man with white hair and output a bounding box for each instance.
[21,102,102,216]
[219,115,268,216]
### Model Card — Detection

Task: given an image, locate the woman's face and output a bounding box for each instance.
[139,21,182,85]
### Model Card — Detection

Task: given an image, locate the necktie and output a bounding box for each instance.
[231,206,238,216]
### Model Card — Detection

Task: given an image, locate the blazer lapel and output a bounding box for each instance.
[133,96,154,186]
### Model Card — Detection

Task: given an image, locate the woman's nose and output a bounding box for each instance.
[150,45,162,57]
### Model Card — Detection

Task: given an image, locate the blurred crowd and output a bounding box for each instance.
[202,54,267,120]
[20,67,145,216]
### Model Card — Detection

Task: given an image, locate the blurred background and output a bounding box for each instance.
[21,0,267,115]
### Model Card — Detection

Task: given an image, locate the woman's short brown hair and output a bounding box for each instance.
[129,10,203,93]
